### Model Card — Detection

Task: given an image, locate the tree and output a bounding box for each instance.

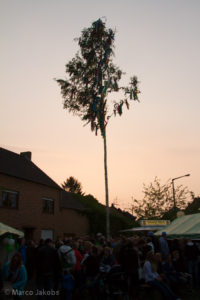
[56,18,140,238]
[112,197,119,208]
[75,193,138,235]
[185,196,200,215]
[130,177,192,220]
[61,176,83,194]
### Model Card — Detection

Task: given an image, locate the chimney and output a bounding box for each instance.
[20,151,32,161]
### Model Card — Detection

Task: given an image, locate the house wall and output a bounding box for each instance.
[0,174,89,241]
[57,208,89,238]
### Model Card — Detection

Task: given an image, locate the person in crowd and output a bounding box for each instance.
[0,263,3,291]
[70,241,83,299]
[100,246,115,272]
[25,240,36,280]
[71,241,83,273]
[111,236,126,264]
[77,239,85,255]
[154,252,164,277]
[17,238,27,266]
[171,239,180,253]
[147,237,155,254]
[58,239,76,273]
[81,245,101,300]
[171,250,192,287]
[118,238,139,298]
[2,252,27,299]
[137,237,152,266]
[161,253,186,288]
[35,238,61,299]
[81,241,93,265]
[55,238,64,250]
[60,270,75,300]
[159,232,170,260]
[143,250,181,300]
[96,233,106,247]
[148,231,159,252]
[37,239,45,250]
[172,250,187,273]
[184,239,199,289]
[82,245,100,279]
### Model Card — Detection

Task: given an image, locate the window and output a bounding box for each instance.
[0,189,19,209]
[42,198,54,214]
[41,229,53,240]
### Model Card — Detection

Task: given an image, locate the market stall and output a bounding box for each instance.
[155,213,200,239]
[0,222,24,263]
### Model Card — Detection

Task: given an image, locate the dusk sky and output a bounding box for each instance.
[1,0,200,210]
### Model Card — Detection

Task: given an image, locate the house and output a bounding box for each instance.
[0,147,89,241]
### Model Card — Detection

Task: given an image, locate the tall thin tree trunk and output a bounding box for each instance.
[103,130,110,240]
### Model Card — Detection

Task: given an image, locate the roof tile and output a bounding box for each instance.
[0,147,61,189]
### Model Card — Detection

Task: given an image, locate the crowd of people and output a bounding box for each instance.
[0,231,200,300]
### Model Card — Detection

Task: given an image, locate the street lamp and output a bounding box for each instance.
[172,174,190,210]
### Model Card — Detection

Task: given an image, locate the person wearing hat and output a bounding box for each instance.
[148,231,154,237]
[159,232,169,260]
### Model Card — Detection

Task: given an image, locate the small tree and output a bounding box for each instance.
[130,177,192,220]
[56,19,140,238]
[61,176,83,194]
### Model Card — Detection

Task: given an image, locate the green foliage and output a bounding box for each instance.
[61,176,83,194]
[185,196,200,215]
[75,194,137,236]
[131,177,192,220]
[162,207,180,221]
[56,18,139,136]
[56,19,140,238]
[110,205,137,234]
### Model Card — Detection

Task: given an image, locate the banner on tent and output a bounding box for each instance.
[140,220,170,226]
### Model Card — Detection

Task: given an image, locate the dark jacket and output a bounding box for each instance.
[185,242,199,261]
[118,243,139,279]
[36,245,61,277]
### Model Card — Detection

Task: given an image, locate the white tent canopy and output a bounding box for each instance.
[120,226,165,232]
[155,213,200,239]
[0,222,24,238]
